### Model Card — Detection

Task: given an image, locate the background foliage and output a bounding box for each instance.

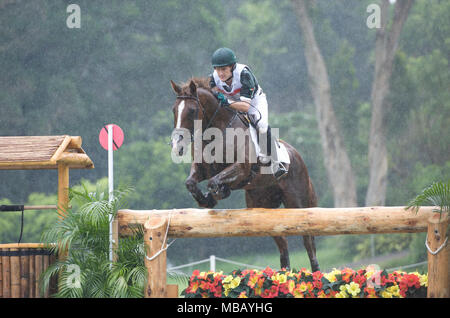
[1,0,448,268]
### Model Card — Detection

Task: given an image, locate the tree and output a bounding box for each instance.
[290,0,357,207]
[366,0,414,206]
[290,0,413,207]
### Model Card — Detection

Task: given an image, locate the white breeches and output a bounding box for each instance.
[250,91,268,134]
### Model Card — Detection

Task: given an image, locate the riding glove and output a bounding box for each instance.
[216,92,230,107]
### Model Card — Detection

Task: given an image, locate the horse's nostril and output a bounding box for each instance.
[179,147,184,156]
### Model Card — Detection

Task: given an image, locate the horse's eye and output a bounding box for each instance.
[188,108,195,117]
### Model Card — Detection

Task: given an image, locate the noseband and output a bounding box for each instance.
[174,93,237,142]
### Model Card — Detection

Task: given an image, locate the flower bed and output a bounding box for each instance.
[182,266,428,298]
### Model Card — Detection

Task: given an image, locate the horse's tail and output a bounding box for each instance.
[307,176,318,208]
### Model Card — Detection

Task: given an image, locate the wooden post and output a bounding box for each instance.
[427,212,449,298]
[0,248,2,298]
[166,284,179,298]
[57,163,69,275]
[144,217,168,298]
[35,253,42,298]
[29,252,35,298]
[57,163,70,218]
[10,248,20,298]
[1,249,11,298]
[20,249,29,298]
[43,254,50,298]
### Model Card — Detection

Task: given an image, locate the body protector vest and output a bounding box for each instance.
[212,63,260,102]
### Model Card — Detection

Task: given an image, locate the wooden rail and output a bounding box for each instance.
[117,206,448,298]
[118,206,435,238]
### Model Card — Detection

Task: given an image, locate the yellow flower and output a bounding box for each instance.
[254,287,262,296]
[346,282,361,297]
[229,277,241,289]
[381,290,393,298]
[419,274,428,287]
[293,289,304,298]
[223,275,233,284]
[287,271,296,279]
[387,285,400,297]
[323,271,340,282]
[324,269,340,283]
[238,291,247,298]
[335,290,348,298]
[272,273,287,284]
[299,282,308,292]
[288,280,296,293]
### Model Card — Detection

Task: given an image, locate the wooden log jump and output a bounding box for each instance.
[117,206,448,298]
[118,206,435,238]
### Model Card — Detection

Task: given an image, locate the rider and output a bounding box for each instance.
[208,47,287,179]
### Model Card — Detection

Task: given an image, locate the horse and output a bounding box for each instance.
[169,77,319,272]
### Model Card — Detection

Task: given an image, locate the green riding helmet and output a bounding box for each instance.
[211,48,237,67]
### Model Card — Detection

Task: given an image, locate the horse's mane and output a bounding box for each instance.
[181,77,212,93]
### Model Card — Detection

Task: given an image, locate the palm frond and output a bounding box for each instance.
[39,181,147,298]
[406,180,450,216]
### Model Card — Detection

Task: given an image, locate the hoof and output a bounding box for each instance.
[201,192,217,208]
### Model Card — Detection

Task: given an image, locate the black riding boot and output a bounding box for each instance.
[257,126,288,180]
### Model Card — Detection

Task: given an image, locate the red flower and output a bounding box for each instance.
[279,282,290,295]
[261,285,279,298]
[263,266,275,277]
[313,271,323,281]
[402,274,420,289]
[313,280,323,289]
[353,274,367,287]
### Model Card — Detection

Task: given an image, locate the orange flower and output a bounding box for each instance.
[317,290,327,298]
[279,280,295,295]
[364,286,378,298]
[187,281,199,294]
[247,274,259,288]
[293,289,304,298]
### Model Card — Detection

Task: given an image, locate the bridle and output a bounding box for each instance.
[172,92,238,143]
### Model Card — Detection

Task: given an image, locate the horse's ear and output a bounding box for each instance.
[170,80,182,95]
[189,80,197,96]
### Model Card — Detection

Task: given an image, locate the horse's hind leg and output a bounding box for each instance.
[303,235,319,272]
[273,236,290,270]
[281,188,320,272]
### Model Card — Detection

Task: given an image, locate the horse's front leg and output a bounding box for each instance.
[207,163,250,201]
[185,163,217,208]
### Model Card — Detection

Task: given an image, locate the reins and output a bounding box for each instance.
[175,92,238,141]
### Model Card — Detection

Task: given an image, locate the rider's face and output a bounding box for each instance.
[214,65,233,82]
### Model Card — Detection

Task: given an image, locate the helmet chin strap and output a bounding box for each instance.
[224,63,235,84]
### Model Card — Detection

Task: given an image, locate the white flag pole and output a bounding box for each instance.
[108,124,114,266]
